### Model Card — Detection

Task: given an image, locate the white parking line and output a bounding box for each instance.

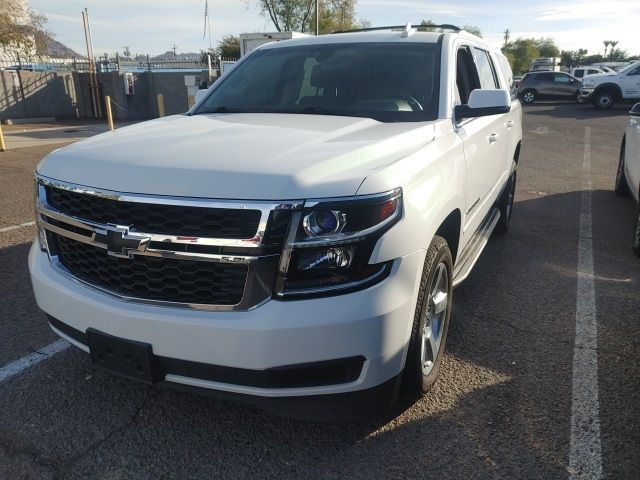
[569,126,602,480]
[0,221,35,233]
[0,339,70,384]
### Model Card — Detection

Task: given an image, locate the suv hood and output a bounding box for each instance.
[583,72,617,82]
[39,114,434,200]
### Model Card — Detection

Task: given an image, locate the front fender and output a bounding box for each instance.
[358,125,466,264]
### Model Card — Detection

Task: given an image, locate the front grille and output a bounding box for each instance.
[45,186,262,239]
[53,235,248,305]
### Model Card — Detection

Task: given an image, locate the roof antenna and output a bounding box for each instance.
[401,22,416,37]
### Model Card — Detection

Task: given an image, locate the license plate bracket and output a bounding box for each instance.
[87,328,162,384]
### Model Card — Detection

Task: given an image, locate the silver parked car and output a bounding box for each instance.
[517,71,584,104]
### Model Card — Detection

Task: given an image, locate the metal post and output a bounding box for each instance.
[105,96,114,131]
[187,95,195,108]
[316,0,319,35]
[0,123,6,152]
[147,54,151,72]
[157,94,165,117]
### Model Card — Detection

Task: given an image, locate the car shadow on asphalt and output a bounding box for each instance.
[1,190,639,479]
[523,102,632,120]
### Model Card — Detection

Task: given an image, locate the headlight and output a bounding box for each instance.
[34,180,47,251]
[582,80,594,88]
[274,188,402,299]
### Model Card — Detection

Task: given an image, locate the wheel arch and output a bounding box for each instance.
[435,209,462,264]
[594,83,623,100]
[513,141,522,164]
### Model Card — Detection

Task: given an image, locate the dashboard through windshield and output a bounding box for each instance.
[195,42,440,122]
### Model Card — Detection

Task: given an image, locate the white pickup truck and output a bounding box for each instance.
[29,24,522,418]
[580,61,640,109]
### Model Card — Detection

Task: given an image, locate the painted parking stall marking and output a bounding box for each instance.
[568,126,602,480]
[0,340,70,384]
[0,221,35,234]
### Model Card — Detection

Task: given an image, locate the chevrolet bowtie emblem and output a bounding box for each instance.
[93,224,151,259]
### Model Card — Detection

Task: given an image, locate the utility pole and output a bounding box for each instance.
[82,8,101,118]
[172,44,178,57]
[316,0,319,35]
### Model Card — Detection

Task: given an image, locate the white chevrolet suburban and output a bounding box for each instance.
[580,61,640,109]
[615,102,640,256]
[29,24,522,418]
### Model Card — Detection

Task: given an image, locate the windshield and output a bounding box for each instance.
[618,62,640,74]
[195,42,440,122]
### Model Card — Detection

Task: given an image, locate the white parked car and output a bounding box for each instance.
[615,102,640,256]
[580,61,640,109]
[29,24,523,418]
[569,66,609,79]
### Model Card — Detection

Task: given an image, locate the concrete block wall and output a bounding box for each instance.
[0,70,215,121]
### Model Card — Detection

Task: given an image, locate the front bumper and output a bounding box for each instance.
[29,242,424,398]
[579,87,595,99]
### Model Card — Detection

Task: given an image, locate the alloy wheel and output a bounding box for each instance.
[421,263,449,376]
[523,92,534,103]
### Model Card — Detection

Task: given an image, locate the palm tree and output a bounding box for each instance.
[609,40,619,59]
[603,40,610,57]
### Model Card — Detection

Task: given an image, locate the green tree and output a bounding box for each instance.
[502,38,540,74]
[418,19,436,32]
[0,0,52,57]
[462,24,482,38]
[561,48,588,67]
[312,0,358,33]
[217,34,241,58]
[534,37,560,57]
[257,0,316,32]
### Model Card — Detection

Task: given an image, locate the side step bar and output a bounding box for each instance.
[452,208,500,287]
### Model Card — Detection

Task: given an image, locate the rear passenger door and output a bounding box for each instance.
[455,46,510,233]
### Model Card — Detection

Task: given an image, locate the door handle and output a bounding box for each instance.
[487,133,499,144]
[505,120,514,129]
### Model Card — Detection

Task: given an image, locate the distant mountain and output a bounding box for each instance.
[44,39,83,58]
[149,51,201,61]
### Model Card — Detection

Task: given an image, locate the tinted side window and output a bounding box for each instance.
[471,47,499,89]
[553,74,572,84]
[628,66,640,76]
[455,47,480,105]
[538,73,554,82]
[588,69,600,75]
[574,69,584,78]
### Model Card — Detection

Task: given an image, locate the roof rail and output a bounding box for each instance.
[333,23,461,34]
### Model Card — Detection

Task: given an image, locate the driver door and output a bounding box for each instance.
[622,65,640,97]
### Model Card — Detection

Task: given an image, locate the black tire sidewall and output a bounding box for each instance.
[615,140,630,196]
[495,163,517,234]
[402,236,453,396]
[522,90,536,104]
[594,91,615,110]
[634,203,640,257]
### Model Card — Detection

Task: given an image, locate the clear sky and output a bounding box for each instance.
[30,0,640,58]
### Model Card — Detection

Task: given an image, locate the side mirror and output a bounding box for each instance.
[630,102,640,117]
[194,89,208,105]
[455,89,511,121]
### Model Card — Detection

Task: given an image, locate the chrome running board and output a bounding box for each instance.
[452,208,500,287]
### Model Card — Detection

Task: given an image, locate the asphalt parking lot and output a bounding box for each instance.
[1,103,638,479]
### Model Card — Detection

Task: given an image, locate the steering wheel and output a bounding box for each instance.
[380,93,424,111]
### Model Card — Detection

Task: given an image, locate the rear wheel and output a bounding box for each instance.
[521,89,536,104]
[495,163,517,234]
[593,90,616,110]
[402,236,453,397]
[615,138,630,196]
[634,202,640,257]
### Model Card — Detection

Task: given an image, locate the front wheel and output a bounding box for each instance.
[402,236,453,397]
[574,91,586,104]
[593,90,616,110]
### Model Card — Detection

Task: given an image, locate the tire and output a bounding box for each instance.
[574,91,586,104]
[495,162,517,234]
[615,138,630,196]
[633,202,640,257]
[521,89,536,104]
[593,90,616,110]
[401,236,453,397]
